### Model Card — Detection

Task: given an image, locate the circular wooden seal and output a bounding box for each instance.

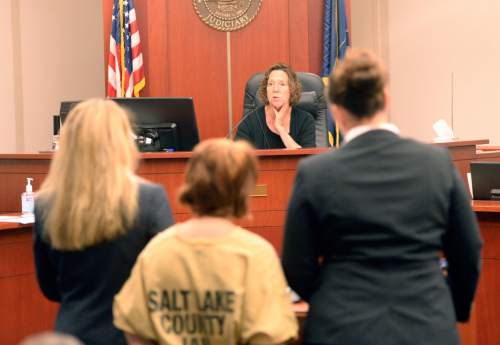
[193,0,263,32]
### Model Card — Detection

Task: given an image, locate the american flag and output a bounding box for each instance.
[107,0,145,97]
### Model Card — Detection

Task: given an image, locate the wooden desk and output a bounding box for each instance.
[433,138,489,183]
[0,221,59,345]
[0,148,324,344]
[0,149,325,253]
[0,140,499,344]
[470,201,500,345]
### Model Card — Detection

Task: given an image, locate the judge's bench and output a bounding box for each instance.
[0,139,499,345]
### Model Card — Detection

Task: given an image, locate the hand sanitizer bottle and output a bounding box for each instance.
[21,178,35,215]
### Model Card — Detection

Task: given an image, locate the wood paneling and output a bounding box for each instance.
[0,156,50,212]
[475,213,500,259]
[244,226,284,253]
[164,1,228,140]
[0,275,58,345]
[102,0,324,140]
[102,0,228,139]
[2,141,499,344]
[140,1,169,97]
[0,149,315,343]
[476,259,500,345]
[458,309,478,345]
[474,212,500,345]
[0,232,35,278]
[229,0,290,130]
[0,173,46,213]
[289,0,312,70]
[0,226,58,345]
[308,0,325,75]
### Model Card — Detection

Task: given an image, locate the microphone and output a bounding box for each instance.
[228,107,276,149]
[226,108,259,140]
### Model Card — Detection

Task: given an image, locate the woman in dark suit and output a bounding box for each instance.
[282,50,482,345]
[34,99,174,345]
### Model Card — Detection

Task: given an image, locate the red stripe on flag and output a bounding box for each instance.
[131,44,141,59]
[129,21,138,34]
[133,68,144,84]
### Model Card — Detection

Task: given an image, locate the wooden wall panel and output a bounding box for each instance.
[141,1,169,96]
[230,0,291,129]
[289,0,312,70]
[476,259,500,345]
[102,0,325,140]
[164,1,228,140]
[308,0,326,75]
[102,0,228,140]
[102,0,111,80]
[0,229,58,345]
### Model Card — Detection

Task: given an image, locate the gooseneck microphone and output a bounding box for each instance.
[227,107,275,149]
[226,108,259,139]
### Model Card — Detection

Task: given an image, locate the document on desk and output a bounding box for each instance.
[0,215,35,224]
[467,172,473,198]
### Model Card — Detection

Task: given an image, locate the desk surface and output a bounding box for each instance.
[0,222,31,231]
[0,213,32,232]
[0,148,328,160]
[472,200,500,212]
[2,200,497,228]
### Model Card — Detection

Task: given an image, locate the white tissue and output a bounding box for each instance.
[433,119,455,142]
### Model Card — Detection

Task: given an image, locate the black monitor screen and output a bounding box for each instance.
[470,162,500,200]
[59,98,200,152]
[59,100,79,124]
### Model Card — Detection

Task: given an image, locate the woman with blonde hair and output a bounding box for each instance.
[114,138,297,345]
[34,98,174,345]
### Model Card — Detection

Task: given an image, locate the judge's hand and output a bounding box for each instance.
[273,104,290,133]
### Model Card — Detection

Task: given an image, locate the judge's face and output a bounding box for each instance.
[266,70,291,110]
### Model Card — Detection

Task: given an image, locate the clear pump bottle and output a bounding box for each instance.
[21,178,35,215]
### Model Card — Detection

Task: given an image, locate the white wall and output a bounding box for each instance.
[0,0,104,152]
[0,0,17,152]
[351,0,500,144]
[449,1,500,145]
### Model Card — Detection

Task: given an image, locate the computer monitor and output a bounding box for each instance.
[470,162,500,200]
[59,100,78,124]
[59,98,200,152]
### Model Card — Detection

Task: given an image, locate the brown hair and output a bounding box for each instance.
[258,63,302,106]
[178,138,257,218]
[328,49,387,118]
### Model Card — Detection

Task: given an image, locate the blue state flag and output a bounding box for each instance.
[321,0,350,147]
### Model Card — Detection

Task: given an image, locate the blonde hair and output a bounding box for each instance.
[178,138,257,218]
[37,98,139,250]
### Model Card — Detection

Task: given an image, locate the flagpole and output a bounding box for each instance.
[451,72,454,132]
[226,32,233,137]
[120,0,125,97]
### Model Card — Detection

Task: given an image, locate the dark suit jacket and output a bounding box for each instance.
[282,130,482,345]
[33,182,174,345]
